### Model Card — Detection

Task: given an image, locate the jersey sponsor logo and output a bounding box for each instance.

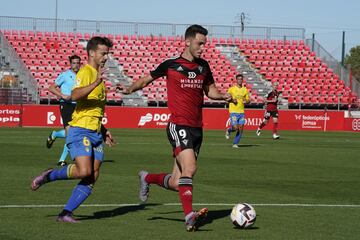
[180,78,203,89]
[138,113,171,126]
[188,72,197,79]
[75,77,81,87]
[352,119,360,131]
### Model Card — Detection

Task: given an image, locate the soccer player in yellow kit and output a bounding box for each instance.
[31,36,115,223]
[225,74,250,148]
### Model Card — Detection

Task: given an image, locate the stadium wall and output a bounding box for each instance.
[1,105,359,132]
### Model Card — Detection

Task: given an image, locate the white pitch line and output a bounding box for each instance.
[1,203,360,209]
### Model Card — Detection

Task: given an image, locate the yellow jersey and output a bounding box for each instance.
[69,64,106,132]
[227,85,250,113]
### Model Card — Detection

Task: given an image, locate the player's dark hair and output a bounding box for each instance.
[69,55,81,63]
[185,24,208,39]
[86,36,113,55]
[236,73,244,78]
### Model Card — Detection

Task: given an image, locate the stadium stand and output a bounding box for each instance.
[1,30,358,108]
[235,38,358,108]
[0,32,39,104]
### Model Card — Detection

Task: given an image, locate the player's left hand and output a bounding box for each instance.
[61,94,71,101]
[223,93,233,103]
[96,67,110,85]
[116,84,131,95]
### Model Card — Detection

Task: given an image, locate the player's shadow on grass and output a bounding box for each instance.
[103,159,115,163]
[204,208,231,224]
[147,210,183,222]
[76,203,160,221]
[202,209,259,230]
[148,209,247,231]
[233,144,260,148]
[148,215,212,232]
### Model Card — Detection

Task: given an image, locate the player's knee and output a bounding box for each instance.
[77,167,92,178]
[168,178,179,191]
[183,166,197,177]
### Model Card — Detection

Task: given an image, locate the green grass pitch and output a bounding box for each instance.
[0,127,359,239]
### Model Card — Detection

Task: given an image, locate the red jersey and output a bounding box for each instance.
[265,90,279,111]
[150,56,214,127]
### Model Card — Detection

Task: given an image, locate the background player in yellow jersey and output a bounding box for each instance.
[225,73,250,148]
[31,36,115,223]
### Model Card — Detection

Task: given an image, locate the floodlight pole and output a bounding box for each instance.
[311,33,315,52]
[55,0,58,32]
[341,31,345,67]
[240,12,245,33]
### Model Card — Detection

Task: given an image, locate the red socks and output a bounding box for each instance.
[178,177,193,216]
[145,173,169,188]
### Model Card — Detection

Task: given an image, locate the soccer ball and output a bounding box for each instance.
[230,203,256,228]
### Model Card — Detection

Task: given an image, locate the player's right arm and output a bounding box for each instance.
[267,94,278,103]
[119,59,169,95]
[120,75,154,94]
[71,67,107,101]
[49,83,70,100]
[244,89,250,104]
[227,87,238,104]
[49,73,70,100]
[100,124,116,147]
[205,83,233,102]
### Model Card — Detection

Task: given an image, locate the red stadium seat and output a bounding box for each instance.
[5,30,353,105]
[75,32,83,39]
[84,33,91,40]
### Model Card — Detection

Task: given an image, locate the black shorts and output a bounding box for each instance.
[166,122,203,159]
[60,102,76,127]
[264,110,279,120]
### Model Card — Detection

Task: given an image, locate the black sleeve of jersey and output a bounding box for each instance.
[203,60,215,85]
[150,59,171,79]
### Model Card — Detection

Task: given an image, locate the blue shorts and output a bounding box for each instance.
[66,126,104,161]
[229,113,245,126]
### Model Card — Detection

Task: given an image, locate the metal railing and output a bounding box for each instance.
[0,15,305,40]
[3,15,357,109]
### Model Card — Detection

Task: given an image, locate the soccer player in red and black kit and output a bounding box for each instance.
[256,82,280,139]
[119,24,232,231]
